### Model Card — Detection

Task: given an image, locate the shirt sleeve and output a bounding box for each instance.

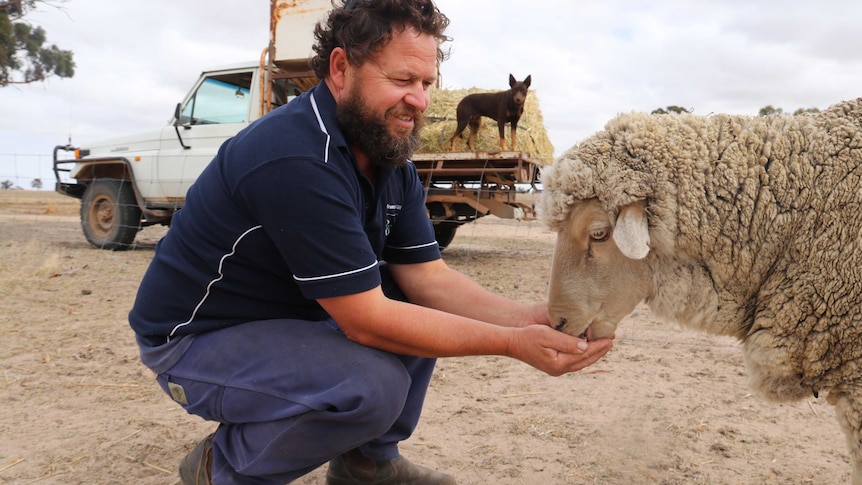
[237,157,382,300]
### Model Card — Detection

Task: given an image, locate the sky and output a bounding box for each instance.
[2,0,862,187]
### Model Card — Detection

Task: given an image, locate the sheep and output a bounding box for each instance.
[537,98,862,483]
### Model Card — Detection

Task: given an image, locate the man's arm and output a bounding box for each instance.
[388,259,547,328]
[316,259,613,376]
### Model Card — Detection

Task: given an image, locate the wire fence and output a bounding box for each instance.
[0,152,57,190]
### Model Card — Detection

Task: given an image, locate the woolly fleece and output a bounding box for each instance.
[538,98,862,481]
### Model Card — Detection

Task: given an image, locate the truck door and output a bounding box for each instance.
[158,69,255,201]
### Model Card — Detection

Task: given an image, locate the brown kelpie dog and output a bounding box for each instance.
[449,74,532,152]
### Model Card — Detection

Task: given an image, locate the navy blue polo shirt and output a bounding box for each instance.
[129,82,441,344]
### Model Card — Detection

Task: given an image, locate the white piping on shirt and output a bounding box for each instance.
[310,92,331,163]
[168,225,264,340]
[387,241,439,251]
[293,259,379,282]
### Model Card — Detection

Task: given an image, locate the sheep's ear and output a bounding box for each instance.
[613,201,650,259]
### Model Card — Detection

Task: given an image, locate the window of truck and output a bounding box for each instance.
[181,73,252,125]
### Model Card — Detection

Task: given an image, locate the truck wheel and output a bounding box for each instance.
[80,179,142,250]
[434,224,458,249]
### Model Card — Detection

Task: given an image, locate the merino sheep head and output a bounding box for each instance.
[546,198,652,339]
[539,122,659,340]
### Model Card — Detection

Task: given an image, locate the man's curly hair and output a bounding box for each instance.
[310,0,451,80]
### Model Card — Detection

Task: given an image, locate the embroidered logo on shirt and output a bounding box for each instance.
[385,204,402,237]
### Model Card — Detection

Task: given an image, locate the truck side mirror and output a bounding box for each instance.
[173,102,191,150]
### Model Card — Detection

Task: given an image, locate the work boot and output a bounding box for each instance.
[326,448,456,484]
[178,433,214,485]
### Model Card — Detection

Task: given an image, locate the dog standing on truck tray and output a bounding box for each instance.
[128,1,613,484]
[449,73,532,152]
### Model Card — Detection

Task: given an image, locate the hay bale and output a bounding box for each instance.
[418,87,555,163]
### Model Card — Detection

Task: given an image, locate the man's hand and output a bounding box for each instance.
[507,324,613,376]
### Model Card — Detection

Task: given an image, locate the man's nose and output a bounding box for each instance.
[404,84,429,112]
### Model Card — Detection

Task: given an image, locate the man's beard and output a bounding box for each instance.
[337,87,425,168]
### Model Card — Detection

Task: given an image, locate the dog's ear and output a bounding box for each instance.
[523,75,531,88]
[509,73,516,87]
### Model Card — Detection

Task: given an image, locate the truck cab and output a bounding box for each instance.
[53,63,314,249]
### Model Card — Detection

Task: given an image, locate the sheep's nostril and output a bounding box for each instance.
[554,318,567,331]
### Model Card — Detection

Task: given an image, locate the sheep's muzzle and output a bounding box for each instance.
[554,317,590,341]
[554,317,567,332]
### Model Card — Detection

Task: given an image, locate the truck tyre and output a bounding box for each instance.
[80,179,142,250]
[434,223,458,249]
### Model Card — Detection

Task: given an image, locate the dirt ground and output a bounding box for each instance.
[0,191,851,484]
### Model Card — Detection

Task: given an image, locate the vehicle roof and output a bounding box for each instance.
[201,61,260,74]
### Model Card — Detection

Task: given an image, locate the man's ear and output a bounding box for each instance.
[612,201,650,260]
[328,47,350,94]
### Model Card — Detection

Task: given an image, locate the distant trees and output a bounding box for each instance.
[791,107,820,116]
[0,179,42,189]
[0,0,75,86]
[759,105,820,117]
[651,105,692,115]
[758,105,783,117]
[653,104,821,117]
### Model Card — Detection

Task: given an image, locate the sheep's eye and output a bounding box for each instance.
[589,227,609,242]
